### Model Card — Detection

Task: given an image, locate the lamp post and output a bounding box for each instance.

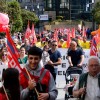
[69,0,71,23]
[37,3,40,34]
[86,1,95,30]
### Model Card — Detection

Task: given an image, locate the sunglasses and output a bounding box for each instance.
[2,54,7,56]
[52,44,57,46]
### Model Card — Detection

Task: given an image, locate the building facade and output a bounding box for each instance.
[45,0,69,20]
[16,0,98,21]
[45,0,98,20]
[18,0,45,15]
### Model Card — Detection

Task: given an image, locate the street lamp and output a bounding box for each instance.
[37,3,40,33]
[69,0,71,21]
[86,1,95,30]
[25,6,27,10]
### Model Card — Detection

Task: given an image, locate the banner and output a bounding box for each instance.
[56,48,90,87]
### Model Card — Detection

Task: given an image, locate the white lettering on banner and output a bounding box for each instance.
[56,48,90,86]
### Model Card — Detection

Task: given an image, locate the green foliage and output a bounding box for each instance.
[21,9,38,29]
[7,1,23,33]
[0,0,7,13]
[92,1,100,24]
[0,0,39,33]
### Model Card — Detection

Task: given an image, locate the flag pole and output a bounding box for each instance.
[2,82,9,100]
[24,67,39,97]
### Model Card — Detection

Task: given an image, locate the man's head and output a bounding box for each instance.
[51,40,58,50]
[28,46,43,70]
[25,39,30,45]
[70,41,77,51]
[83,37,87,42]
[88,56,100,76]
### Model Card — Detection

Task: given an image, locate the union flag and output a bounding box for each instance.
[6,28,23,73]
[90,36,98,56]
[24,21,31,39]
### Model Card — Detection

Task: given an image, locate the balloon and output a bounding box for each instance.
[0,24,9,32]
[91,30,97,35]
[91,28,100,36]
[97,28,100,37]
[0,13,9,25]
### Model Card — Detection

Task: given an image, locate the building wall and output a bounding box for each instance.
[95,0,99,3]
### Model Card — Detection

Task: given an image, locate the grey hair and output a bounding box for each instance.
[88,56,100,66]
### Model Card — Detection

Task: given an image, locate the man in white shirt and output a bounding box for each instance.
[73,56,100,100]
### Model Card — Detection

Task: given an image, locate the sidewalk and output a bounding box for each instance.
[56,83,77,100]
[56,82,65,100]
[57,88,65,100]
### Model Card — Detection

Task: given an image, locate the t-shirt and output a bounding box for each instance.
[80,41,90,49]
[48,50,61,63]
[35,42,42,48]
[18,56,28,64]
[68,48,84,66]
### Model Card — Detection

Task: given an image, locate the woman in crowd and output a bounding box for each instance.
[0,68,20,100]
[41,45,50,66]
[18,46,28,64]
[0,48,8,66]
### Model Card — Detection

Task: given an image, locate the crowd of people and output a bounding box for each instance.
[0,27,99,100]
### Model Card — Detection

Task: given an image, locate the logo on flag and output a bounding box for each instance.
[6,29,22,73]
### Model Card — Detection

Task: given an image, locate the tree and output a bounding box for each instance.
[0,0,7,13]
[21,9,38,29]
[7,1,23,33]
[92,1,100,24]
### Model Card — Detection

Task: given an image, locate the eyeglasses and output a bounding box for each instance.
[52,44,57,46]
[2,54,7,56]
[45,48,49,49]
[89,64,99,67]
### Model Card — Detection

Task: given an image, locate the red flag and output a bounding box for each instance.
[90,36,97,56]
[6,29,19,58]
[53,29,58,42]
[71,28,75,38]
[6,28,23,73]
[67,32,71,48]
[7,47,23,73]
[31,24,37,43]
[25,21,31,39]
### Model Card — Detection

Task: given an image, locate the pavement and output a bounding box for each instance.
[56,83,77,100]
[57,88,65,100]
[57,88,76,100]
